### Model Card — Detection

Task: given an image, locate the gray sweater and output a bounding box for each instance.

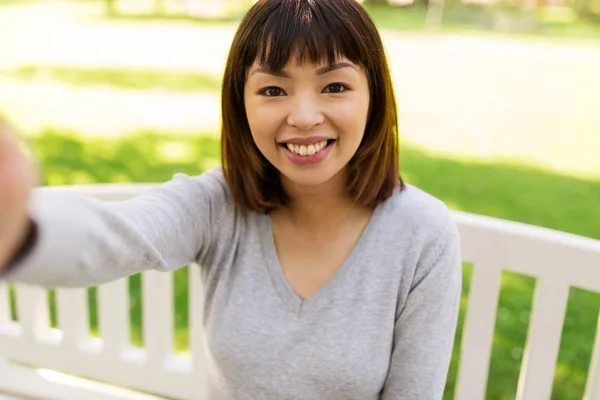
[4,167,462,400]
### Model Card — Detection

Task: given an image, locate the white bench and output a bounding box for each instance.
[1,183,599,400]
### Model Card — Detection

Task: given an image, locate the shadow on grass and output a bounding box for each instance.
[22,128,600,400]
[401,146,600,240]
[1,65,222,92]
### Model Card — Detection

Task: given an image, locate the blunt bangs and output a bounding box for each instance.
[238,0,377,72]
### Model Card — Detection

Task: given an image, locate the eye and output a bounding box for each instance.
[259,86,286,97]
[323,83,349,94]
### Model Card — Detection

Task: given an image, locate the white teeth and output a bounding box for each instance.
[285,140,329,156]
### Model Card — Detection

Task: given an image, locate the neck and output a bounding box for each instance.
[278,169,356,227]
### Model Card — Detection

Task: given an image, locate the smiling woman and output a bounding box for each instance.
[0,1,462,399]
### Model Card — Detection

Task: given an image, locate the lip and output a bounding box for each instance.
[281,140,334,165]
[277,136,334,146]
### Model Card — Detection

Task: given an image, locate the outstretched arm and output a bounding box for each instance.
[0,119,228,288]
[2,172,227,288]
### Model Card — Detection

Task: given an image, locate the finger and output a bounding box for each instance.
[0,125,33,215]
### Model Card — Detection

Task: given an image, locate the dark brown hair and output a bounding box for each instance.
[221,0,404,213]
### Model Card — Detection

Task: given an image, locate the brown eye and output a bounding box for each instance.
[324,83,348,94]
[261,87,285,97]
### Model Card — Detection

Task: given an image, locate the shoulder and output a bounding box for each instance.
[169,166,233,206]
[377,184,462,303]
[173,166,228,191]
[376,182,459,260]
[155,167,240,228]
[381,183,457,239]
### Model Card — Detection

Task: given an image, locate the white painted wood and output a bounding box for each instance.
[0,336,201,399]
[454,211,600,293]
[15,285,50,341]
[57,288,89,349]
[98,279,130,358]
[142,270,173,368]
[55,183,157,202]
[454,262,502,400]
[583,312,600,400]
[516,278,570,400]
[0,360,165,400]
[0,283,10,326]
[190,264,208,398]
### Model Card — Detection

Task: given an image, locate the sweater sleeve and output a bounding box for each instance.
[1,168,230,289]
[380,217,462,400]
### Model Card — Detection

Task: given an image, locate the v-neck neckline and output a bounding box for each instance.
[258,201,386,316]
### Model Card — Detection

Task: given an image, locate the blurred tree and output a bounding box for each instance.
[426,0,445,27]
[105,0,117,16]
[364,0,444,28]
[572,0,600,20]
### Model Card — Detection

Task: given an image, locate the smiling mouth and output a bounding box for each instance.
[280,139,335,156]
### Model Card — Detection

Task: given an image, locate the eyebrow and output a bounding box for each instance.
[249,62,357,78]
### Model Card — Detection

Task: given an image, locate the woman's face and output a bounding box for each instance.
[244,57,370,190]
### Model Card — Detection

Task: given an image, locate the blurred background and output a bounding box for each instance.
[0,0,598,398]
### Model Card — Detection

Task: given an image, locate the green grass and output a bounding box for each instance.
[401,146,599,239]
[0,65,222,92]
[6,129,600,399]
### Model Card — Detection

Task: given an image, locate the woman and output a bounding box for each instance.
[0,0,462,398]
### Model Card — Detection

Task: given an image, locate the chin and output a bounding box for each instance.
[279,163,346,189]
[285,172,334,187]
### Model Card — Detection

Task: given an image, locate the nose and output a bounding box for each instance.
[286,94,325,131]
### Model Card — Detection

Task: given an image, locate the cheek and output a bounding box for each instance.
[247,112,278,142]
[246,100,272,138]
[245,103,283,158]
[337,95,370,136]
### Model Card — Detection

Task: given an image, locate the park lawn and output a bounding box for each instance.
[5,129,597,400]
[0,65,221,92]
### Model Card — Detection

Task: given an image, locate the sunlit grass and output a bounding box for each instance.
[0,65,221,92]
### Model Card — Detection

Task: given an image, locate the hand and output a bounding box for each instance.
[0,118,37,270]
